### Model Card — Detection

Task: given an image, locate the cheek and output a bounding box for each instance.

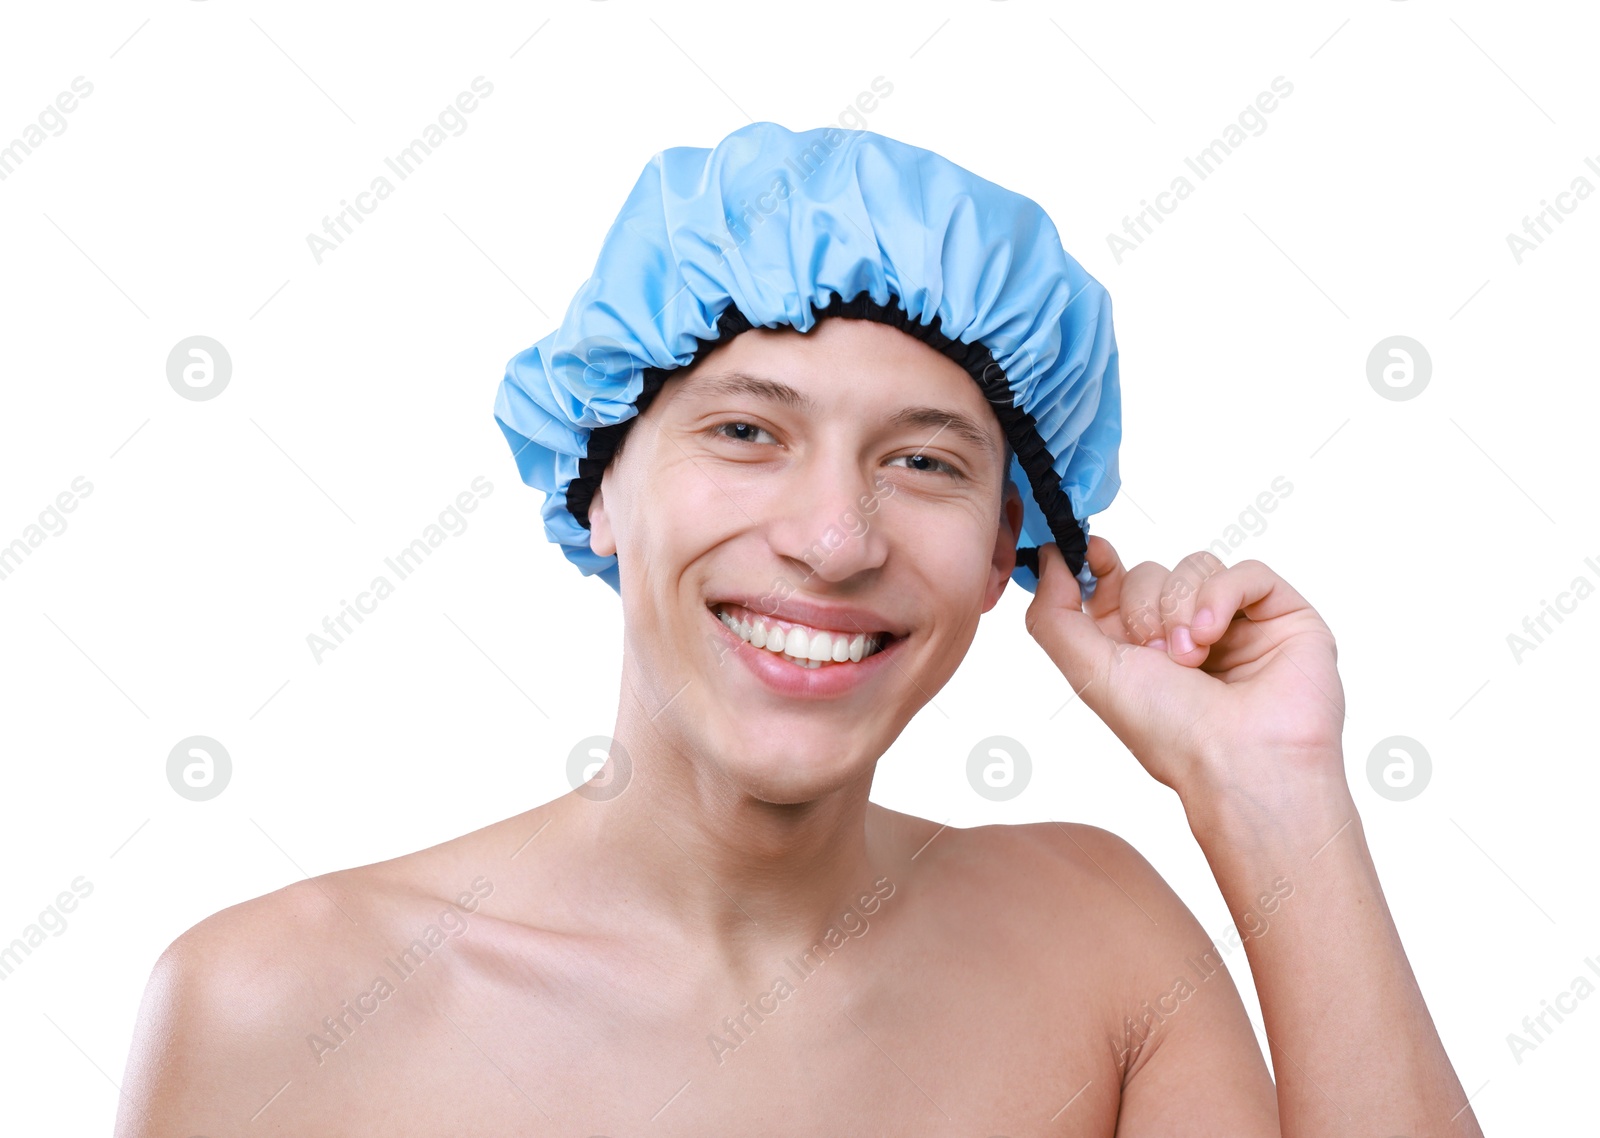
[616,465,737,590]
[888,498,996,578]
[921,512,1001,635]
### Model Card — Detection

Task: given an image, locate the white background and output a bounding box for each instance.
[1,0,1595,1132]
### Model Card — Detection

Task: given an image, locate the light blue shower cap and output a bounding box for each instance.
[493,120,1121,599]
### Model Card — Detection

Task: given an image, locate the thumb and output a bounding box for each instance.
[1025,542,1117,702]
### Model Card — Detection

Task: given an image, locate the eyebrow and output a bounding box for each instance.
[683,371,1000,461]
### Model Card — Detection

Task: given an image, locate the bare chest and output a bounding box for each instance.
[278,926,1125,1137]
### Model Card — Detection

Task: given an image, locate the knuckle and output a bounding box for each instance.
[1159,576,1196,613]
[1125,605,1162,640]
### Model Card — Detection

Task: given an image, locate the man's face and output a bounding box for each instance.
[588,317,1025,805]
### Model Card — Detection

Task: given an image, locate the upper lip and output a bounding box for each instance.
[708,594,907,639]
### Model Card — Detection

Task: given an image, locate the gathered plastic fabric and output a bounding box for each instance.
[494,121,1122,599]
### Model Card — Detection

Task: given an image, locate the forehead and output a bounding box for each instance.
[660,318,1004,455]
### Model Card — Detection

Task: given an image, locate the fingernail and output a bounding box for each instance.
[1147,638,1166,651]
[1194,608,1213,630]
[1172,625,1194,654]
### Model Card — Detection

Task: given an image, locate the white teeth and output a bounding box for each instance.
[714,606,886,667]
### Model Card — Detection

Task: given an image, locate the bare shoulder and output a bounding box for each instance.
[1013,817,1158,878]
[907,814,1182,918]
[919,819,1223,987]
[987,820,1278,1123]
[114,829,509,1138]
[1013,818,1179,914]
[863,809,1200,986]
[951,819,1230,974]
[114,875,353,1136]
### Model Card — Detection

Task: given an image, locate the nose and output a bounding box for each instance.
[765,448,891,585]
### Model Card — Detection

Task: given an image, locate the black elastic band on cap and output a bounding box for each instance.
[566,290,1088,582]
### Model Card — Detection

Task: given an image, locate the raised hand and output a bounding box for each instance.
[1023,536,1347,809]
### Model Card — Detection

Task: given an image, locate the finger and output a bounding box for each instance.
[1025,542,1121,705]
[1192,616,1282,674]
[1158,551,1229,665]
[1188,559,1313,646]
[1117,560,1174,647]
[1029,540,1082,614]
[1080,535,1127,621]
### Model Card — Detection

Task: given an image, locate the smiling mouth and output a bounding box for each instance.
[710,603,894,669]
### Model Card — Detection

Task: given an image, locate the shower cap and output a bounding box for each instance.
[493,120,1121,600]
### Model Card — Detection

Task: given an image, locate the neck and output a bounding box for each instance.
[555,696,895,967]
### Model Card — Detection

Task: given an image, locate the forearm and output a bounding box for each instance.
[1183,765,1483,1137]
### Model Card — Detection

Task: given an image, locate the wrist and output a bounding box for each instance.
[1179,755,1356,852]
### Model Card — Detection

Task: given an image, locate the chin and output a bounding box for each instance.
[717,736,878,806]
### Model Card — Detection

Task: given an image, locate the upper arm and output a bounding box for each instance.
[114,885,333,1138]
[1043,823,1281,1136]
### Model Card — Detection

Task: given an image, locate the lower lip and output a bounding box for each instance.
[707,607,905,701]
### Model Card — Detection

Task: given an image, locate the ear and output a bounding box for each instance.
[588,481,617,558]
[981,481,1025,613]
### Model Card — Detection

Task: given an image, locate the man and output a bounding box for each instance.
[117,124,1480,1136]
